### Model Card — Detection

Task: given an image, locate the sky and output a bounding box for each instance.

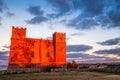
[0,0,120,65]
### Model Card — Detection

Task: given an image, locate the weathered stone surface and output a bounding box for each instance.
[8,26,66,69]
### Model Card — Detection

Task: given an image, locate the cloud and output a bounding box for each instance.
[67,33,85,41]
[46,0,106,29]
[47,0,71,18]
[27,6,43,16]
[72,0,105,16]
[0,0,7,13]
[67,52,108,59]
[2,45,10,49]
[67,0,105,29]
[70,32,84,36]
[70,0,120,29]
[67,52,120,63]
[0,60,8,65]
[68,18,98,30]
[6,12,15,17]
[47,0,104,18]
[66,37,71,40]
[26,5,48,24]
[94,48,120,56]
[106,0,120,28]
[97,37,120,46]
[95,15,112,27]
[26,16,48,24]
[0,51,9,60]
[47,0,120,30]
[25,0,120,29]
[0,0,6,25]
[0,0,3,12]
[67,44,93,52]
[67,53,91,58]
[0,0,15,25]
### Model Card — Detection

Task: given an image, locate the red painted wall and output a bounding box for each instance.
[8,26,66,69]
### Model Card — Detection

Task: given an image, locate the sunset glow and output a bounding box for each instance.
[0,0,120,65]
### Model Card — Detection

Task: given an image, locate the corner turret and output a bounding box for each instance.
[11,26,26,39]
[53,32,66,67]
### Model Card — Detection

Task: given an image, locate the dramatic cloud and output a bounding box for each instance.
[94,48,120,56]
[95,15,112,27]
[26,16,48,24]
[67,44,93,52]
[107,0,120,28]
[69,0,120,29]
[97,37,120,46]
[72,0,105,16]
[47,0,71,18]
[46,0,120,30]
[67,0,105,30]
[26,6,48,24]
[0,51,9,60]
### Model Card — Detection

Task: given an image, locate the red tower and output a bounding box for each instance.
[8,26,66,69]
[9,26,27,68]
[53,32,66,66]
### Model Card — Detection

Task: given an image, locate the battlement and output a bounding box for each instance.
[11,26,26,39]
[53,32,66,37]
[12,26,26,30]
[54,32,65,34]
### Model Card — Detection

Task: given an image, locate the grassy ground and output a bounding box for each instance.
[0,71,120,80]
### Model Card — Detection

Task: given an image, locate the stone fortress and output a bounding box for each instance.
[8,26,66,69]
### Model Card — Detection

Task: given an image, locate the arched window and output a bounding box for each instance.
[47,52,50,58]
[18,33,20,35]
[60,37,62,40]
[31,51,34,58]
[32,42,34,46]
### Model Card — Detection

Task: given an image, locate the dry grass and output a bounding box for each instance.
[0,71,120,80]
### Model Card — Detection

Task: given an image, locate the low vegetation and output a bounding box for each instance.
[0,71,120,80]
[78,62,120,73]
[0,62,120,80]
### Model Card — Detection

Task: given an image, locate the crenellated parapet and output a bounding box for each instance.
[53,32,66,41]
[12,26,26,30]
[11,26,26,39]
[54,32,66,35]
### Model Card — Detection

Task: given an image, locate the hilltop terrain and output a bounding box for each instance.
[0,71,120,80]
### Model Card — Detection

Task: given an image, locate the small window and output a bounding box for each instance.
[32,43,34,46]
[31,51,34,58]
[47,52,50,58]
[47,44,49,47]
[47,42,50,47]
[60,37,62,40]
[18,33,20,35]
